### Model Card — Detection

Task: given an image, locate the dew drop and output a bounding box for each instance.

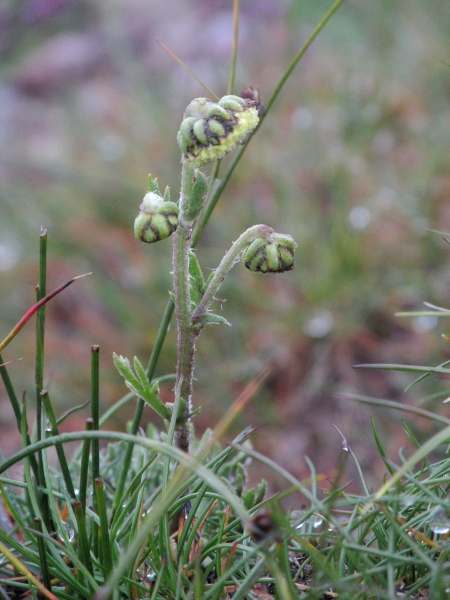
[290,510,305,529]
[429,506,450,535]
[62,523,75,542]
[431,524,450,535]
[313,516,323,529]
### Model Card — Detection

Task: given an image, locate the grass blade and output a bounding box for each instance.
[41,389,77,500]
[95,478,113,579]
[79,417,93,512]
[33,518,52,592]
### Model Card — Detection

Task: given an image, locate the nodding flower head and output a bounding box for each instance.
[177,95,259,166]
[243,232,297,273]
[134,192,179,244]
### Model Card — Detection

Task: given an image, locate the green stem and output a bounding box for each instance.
[171,163,196,452]
[192,224,273,324]
[35,230,47,440]
[79,418,93,512]
[95,478,113,579]
[91,345,100,482]
[74,500,94,580]
[0,354,39,478]
[91,345,100,558]
[33,517,52,592]
[41,389,77,500]
[35,229,50,530]
[263,0,346,118]
[0,353,21,427]
[227,0,240,95]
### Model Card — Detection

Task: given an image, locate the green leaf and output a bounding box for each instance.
[193,313,231,332]
[184,168,208,221]
[113,353,171,420]
[242,488,255,510]
[189,251,205,289]
[253,479,267,506]
[189,251,205,307]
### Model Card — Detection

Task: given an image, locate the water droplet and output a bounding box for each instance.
[313,515,323,529]
[61,523,75,542]
[146,572,156,582]
[429,506,450,535]
[290,511,323,531]
[290,510,305,529]
[313,516,323,529]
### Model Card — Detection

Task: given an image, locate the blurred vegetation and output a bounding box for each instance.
[0,0,449,485]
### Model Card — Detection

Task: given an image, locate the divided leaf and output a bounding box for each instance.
[113,353,171,420]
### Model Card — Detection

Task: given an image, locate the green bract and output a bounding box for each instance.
[134,192,179,243]
[177,95,259,166]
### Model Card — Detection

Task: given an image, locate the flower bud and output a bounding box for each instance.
[134,192,179,243]
[177,95,259,166]
[243,233,296,273]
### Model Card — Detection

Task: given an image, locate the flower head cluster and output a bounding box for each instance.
[177,95,259,166]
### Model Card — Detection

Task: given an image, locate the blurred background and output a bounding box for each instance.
[1,0,450,492]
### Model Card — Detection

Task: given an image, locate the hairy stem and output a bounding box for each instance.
[172,163,196,452]
[192,224,274,324]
